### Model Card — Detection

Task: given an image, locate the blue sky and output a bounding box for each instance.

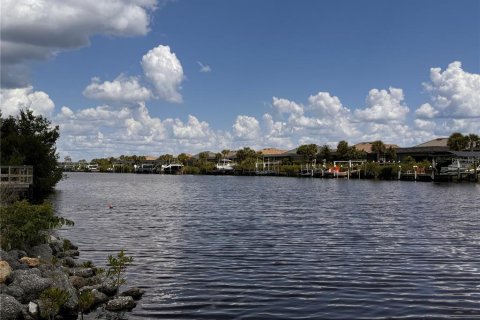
[1,0,479,160]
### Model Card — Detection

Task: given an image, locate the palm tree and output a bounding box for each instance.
[221,149,230,159]
[296,144,318,163]
[336,140,349,160]
[371,140,386,162]
[447,132,468,151]
[467,134,479,152]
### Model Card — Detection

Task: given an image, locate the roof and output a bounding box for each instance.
[257,148,287,155]
[354,142,399,153]
[144,156,157,161]
[414,138,448,148]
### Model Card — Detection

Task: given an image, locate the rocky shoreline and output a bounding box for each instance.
[0,236,143,319]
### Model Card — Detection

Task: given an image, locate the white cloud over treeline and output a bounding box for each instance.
[1,54,478,159]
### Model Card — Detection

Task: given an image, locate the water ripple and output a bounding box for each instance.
[53,174,480,319]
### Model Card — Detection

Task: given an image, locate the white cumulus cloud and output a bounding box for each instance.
[232,115,261,141]
[83,75,151,103]
[272,97,304,116]
[141,45,184,103]
[0,86,55,117]
[422,61,480,118]
[354,87,409,122]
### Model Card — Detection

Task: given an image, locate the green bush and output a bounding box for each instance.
[39,287,71,320]
[0,200,74,250]
[106,250,134,294]
[78,290,95,319]
[183,166,200,174]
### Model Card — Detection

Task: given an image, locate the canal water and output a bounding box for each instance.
[52,173,480,319]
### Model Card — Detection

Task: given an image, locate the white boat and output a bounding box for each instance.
[216,159,235,171]
[440,158,478,174]
[161,163,183,174]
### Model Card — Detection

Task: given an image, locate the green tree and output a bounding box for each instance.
[236,147,257,163]
[215,152,222,163]
[177,153,189,165]
[296,144,318,163]
[106,250,134,294]
[221,149,231,159]
[466,133,479,151]
[371,140,386,162]
[158,154,174,164]
[347,146,366,160]
[385,146,397,162]
[319,144,331,161]
[336,140,349,160]
[1,110,63,201]
[447,132,468,151]
[198,151,210,164]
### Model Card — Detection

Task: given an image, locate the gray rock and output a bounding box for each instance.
[41,269,78,314]
[3,284,24,300]
[105,296,136,311]
[62,257,76,268]
[49,240,64,255]
[0,250,28,271]
[69,267,94,278]
[9,269,52,303]
[10,268,42,281]
[90,288,109,305]
[120,287,145,300]
[69,276,87,289]
[26,244,53,262]
[0,294,24,320]
[99,278,118,296]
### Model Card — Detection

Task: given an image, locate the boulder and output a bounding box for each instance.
[0,260,12,283]
[62,257,76,268]
[99,278,118,296]
[49,240,64,256]
[9,269,52,303]
[69,276,87,289]
[41,268,78,316]
[19,257,40,268]
[69,267,94,278]
[0,250,27,271]
[90,289,109,305]
[27,244,53,262]
[105,296,136,311]
[0,294,24,320]
[120,287,145,300]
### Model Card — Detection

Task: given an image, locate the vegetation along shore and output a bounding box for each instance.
[61,133,479,183]
[1,111,143,319]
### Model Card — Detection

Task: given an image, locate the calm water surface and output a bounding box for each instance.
[52,173,480,319]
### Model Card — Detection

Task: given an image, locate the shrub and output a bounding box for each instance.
[39,287,70,320]
[106,250,134,294]
[0,200,74,250]
[78,290,95,319]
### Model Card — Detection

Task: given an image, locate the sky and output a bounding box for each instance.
[1,0,479,160]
